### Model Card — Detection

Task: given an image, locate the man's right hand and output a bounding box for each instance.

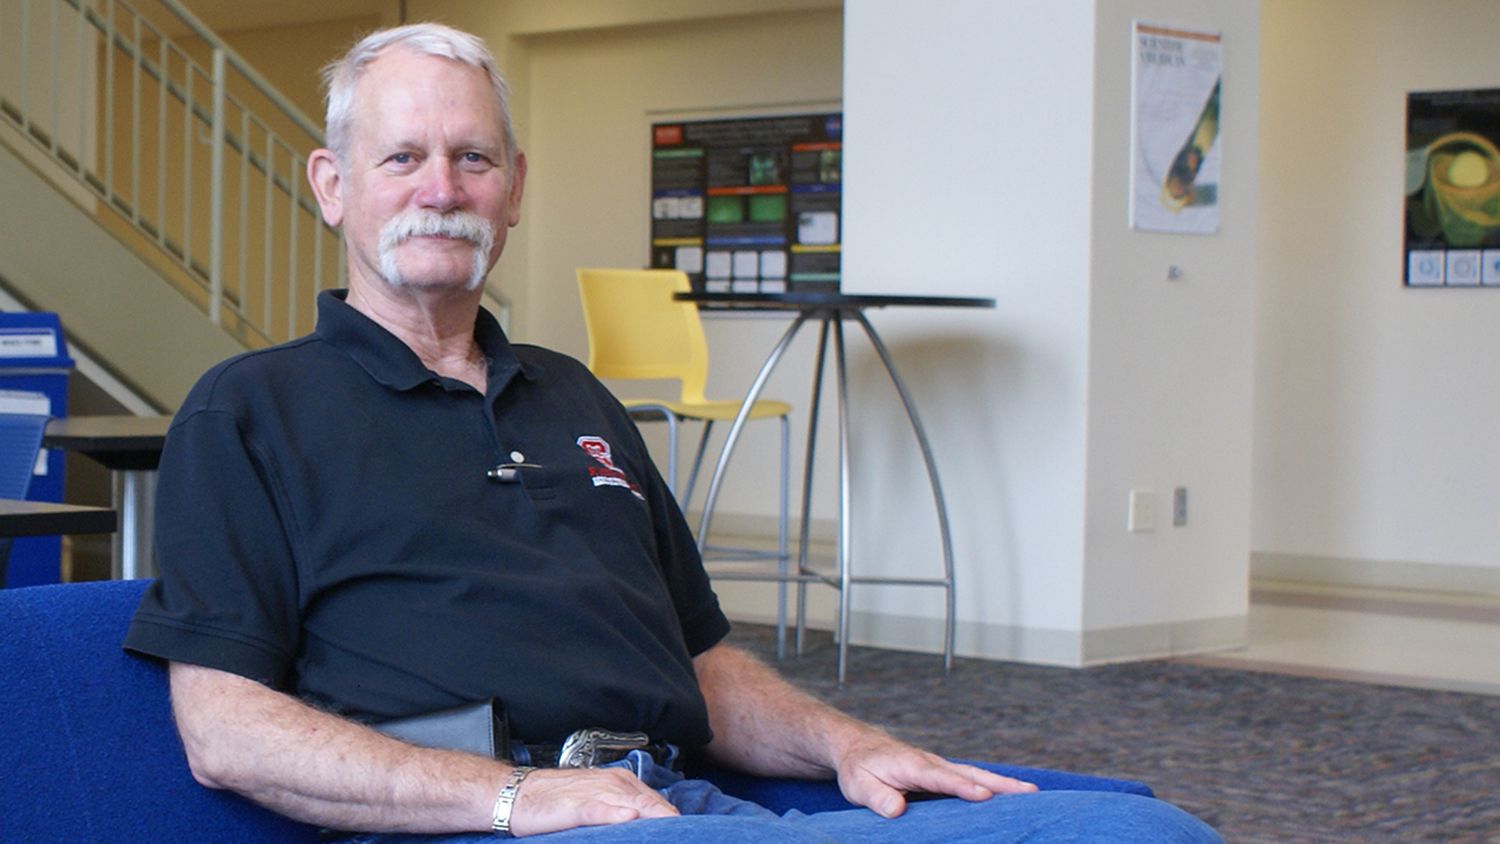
[508,767,679,836]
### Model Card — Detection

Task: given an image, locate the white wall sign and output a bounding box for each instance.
[0,329,59,358]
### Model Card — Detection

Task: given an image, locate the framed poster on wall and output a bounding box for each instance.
[649,113,842,295]
[1404,87,1500,287]
[1129,21,1222,235]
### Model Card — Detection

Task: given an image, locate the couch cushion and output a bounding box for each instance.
[0,580,321,843]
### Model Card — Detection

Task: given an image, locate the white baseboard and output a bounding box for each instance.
[849,609,1083,666]
[1252,552,1500,595]
[711,523,1248,667]
[1079,614,1247,665]
[846,610,1245,668]
[721,594,1246,669]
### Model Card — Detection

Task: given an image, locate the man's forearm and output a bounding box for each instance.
[693,643,876,778]
[170,662,504,833]
[693,643,1037,818]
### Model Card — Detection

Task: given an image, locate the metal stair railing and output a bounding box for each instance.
[0,0,343,347]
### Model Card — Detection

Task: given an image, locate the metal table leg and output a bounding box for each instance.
[698,305,958,681]
[833,317,853,683]
[112,468,157,580]
[794,319,832,656]
[852,311,956,671]
[696,313,811,546]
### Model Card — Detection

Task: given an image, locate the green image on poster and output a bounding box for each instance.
[748,194,788,223]
[708,195,745,224]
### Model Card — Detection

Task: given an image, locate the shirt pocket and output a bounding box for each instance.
[518,464,560,500]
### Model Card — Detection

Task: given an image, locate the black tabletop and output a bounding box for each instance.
[675,291,996,310]
[43,415,172,471]
[0,499,118,537]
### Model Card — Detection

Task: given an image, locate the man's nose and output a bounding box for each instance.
[414,160,463,211]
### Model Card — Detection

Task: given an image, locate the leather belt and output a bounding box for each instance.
[518,727,673,769]
[368,701,674,769]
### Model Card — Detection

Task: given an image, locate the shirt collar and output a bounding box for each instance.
[314,289,543,393]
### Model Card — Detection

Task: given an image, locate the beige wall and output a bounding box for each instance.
[1081,1,1259,653]
[1254,0,1500,591]
[843,0,1095,660]
[220,17,383,122]
[844,0,1259,665]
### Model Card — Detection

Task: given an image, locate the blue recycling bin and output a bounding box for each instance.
[0,312,73,587]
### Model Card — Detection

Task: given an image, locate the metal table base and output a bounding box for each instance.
[691,296,981,683]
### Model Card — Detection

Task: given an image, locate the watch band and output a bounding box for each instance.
[490,765,535,835]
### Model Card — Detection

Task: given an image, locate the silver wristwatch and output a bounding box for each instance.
[490,765,535,835]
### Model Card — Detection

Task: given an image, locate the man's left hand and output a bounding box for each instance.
[833,732,1038,818]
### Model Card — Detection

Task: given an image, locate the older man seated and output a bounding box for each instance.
[124,22,1221,843]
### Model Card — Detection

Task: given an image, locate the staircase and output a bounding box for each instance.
[0,0,340,411]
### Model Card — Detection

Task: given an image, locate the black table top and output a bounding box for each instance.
[43,415,172,471]
[675,291,996,310]
[0,499,118,537]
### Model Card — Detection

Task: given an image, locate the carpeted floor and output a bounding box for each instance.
[725,625,1500,843]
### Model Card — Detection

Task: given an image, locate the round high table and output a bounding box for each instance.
[43,415,171,580]
[676,291,995,682]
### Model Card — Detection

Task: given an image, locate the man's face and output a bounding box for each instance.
[312,48,525,295]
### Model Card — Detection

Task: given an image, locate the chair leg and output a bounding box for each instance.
[681,421,714,513]
[665,412,680,498]
[629,406,681,499]
[852,312,956,672]
[774,414,790,660]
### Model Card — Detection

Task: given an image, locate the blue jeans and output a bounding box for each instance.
[349,751,1222,843]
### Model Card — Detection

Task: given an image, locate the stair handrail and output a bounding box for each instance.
[0,0,344,348]
[70,0,327,226]
[150,0,324,143]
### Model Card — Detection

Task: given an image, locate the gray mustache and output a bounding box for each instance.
[379,211,494,248]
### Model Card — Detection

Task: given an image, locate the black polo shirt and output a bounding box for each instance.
[125,290,729,746]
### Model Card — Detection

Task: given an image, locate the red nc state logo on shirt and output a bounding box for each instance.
[577,436,645,500]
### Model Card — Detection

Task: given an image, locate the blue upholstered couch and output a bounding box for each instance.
[1,579,1152,842]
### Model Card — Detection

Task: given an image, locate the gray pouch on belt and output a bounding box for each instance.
[370,699,508,759]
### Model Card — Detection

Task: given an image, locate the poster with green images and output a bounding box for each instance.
[650,113,842,296]
[1405,88,1500,287]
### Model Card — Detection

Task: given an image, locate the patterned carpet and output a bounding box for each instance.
[725,625,1500,843]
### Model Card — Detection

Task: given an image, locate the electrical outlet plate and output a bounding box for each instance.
[1128,489,1155,532]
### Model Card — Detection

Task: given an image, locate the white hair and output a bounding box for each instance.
[321,23,518,169]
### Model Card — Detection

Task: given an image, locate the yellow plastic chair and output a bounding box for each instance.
[577,268,797,656]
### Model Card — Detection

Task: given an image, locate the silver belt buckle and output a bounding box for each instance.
[556,727,651,768]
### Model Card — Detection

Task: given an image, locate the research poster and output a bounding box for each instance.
[1404,88,1500,287]
[650,113,842,295]
[1129,21,1223,235]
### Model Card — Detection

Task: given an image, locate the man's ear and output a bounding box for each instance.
[307,148,344,227]
[505,150,527,228]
